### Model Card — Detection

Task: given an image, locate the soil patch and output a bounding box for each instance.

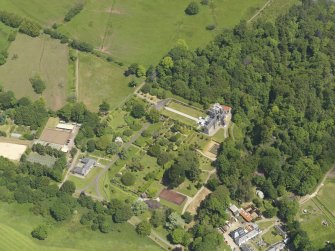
[159,189,186,205]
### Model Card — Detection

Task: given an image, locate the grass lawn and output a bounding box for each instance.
[0,22,14,52]
[0,0,76,26]
[168,101,205,118]
[212,128,226,143]
[262,227,283,245]
[68,167,104,190]
[175,180,198,197]
[299,199,335,250]
[58,0,267,66]
[0,34,68,110]
[161,109,197,127]
[0,202,161,251]
[198,154,214,171]
[78,52,134,111]
[257,220,275,231]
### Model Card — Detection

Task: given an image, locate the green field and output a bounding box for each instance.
[78,53,134,111]
[0,202,161,251]
[168,101,206,118]
[58,0,267,65]
[0,34,68,110]
[255,0,300,23]
[317,178,335,215]
[0,0,76,26]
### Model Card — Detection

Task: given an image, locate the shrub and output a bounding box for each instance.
[136,221,151,236]
[30,75,46,94]
[8,32,16,42]
[31,226,48,240]
[19,19,41,37]
[206,24,216,30]
[71,40,93,52]
[121,172,136,186]
[0,11,22,28]
[64,3,84,22]
[185,2,199,15]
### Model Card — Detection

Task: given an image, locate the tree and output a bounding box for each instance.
[131,103,145,118]
[60,180,76,195]
[277,197,298,222]
[30,75,46,94]
[161,56,174,69]
[182,212,193,224]
[50,203,71,221]
[146,109,160,123]
[136,221,151,236]
[113,204,133,223]
[128,80,137,88]
[150,210,165,228]
[121,172,136,186]
[99,220,112,233]
[19,19,41,37]
[99,101,110,114]
[136,65,146,77]
[170,228,185,244]
[148,144,161,157]
[132,201,148,216]
[165,212,183,230]
[31,225,48,240]
[185,2,199,15]
[157,152,172,166]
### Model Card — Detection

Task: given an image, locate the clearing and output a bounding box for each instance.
[0,34,68,110]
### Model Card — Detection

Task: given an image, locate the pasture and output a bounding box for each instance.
[77,53,134,111]
[0,34,68,110]
[0,202,161,251]
[58,0,267,65]
[0,0,76,26]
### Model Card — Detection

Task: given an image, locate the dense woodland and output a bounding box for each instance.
[145,0,335,250]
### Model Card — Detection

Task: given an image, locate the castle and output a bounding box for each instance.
[198,103,232,136]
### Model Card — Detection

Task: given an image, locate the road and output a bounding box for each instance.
[76,122,150,198]
[60,151,80,187]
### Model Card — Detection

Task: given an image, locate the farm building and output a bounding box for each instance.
[73,158,96,176]
[35,122,79,153]
[199,103,232,136]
